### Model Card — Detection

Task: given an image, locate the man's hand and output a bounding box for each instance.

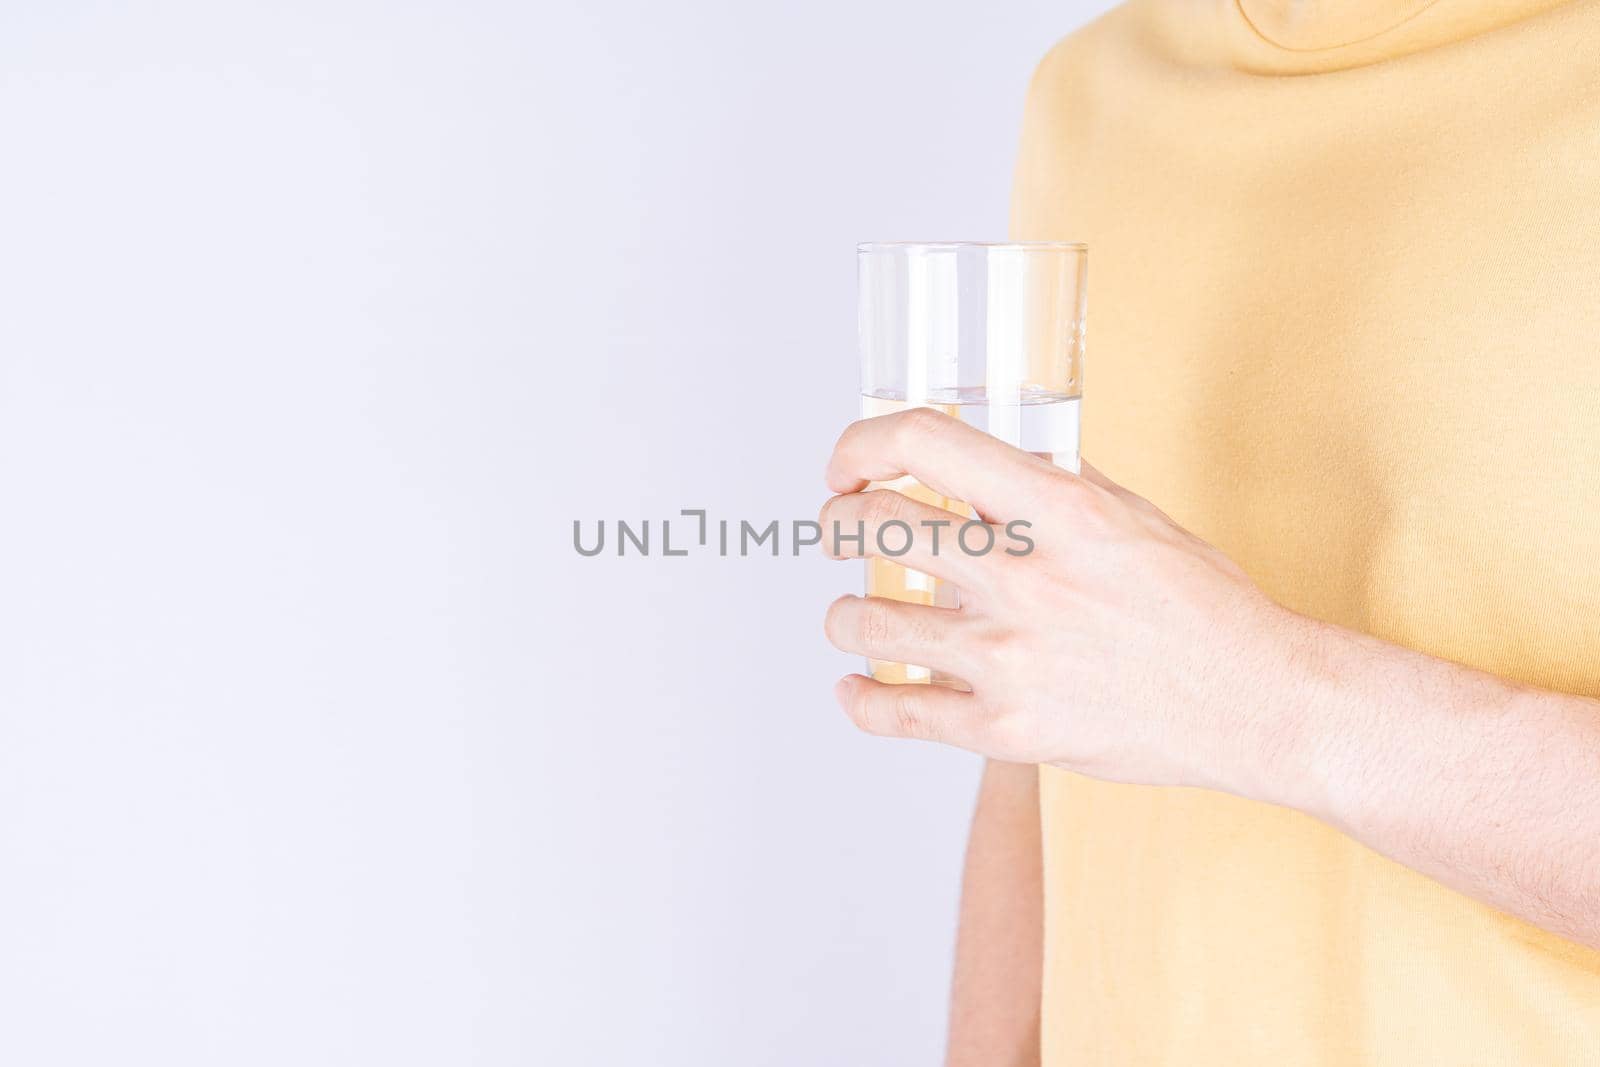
[818,406,1303,797]
[820,408,1600,950]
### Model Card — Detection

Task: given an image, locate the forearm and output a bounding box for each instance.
[945,759,1042,1067]
[818,409,1600,952]
[1263,615,1600,949]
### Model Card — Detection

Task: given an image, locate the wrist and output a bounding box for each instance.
[1199,604,1368,819]
[1247,612,1416,831]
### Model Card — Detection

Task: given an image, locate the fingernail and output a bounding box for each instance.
[833,676,854,704]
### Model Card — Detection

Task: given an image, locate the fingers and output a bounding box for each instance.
[824,594,975,677]
[833,673,980,747]
[825,408,1068,521]
[817,488,1001,587]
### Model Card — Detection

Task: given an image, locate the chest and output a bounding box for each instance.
[1052,85,1600,689]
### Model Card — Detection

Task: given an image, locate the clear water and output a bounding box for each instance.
[860,387,1080,472]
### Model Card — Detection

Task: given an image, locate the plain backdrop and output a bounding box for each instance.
[0,1,1113,1063]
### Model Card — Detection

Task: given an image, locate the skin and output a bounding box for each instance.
[818,408,1600,1059]
[943,760,1040,1067]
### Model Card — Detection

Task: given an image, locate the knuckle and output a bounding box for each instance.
[863,489,905,527]
[1039,468,1086,507]
[898,405,947,443]
[857,598,894,648]
[977,628,1027,674]
[908,612,944,649]
[891,688,928,739]
[1061,477,1112,527]
[1081,486,1115,523]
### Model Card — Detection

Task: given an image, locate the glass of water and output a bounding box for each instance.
[856,241,1086,686]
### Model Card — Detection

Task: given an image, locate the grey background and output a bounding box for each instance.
[0,1,1111,1063]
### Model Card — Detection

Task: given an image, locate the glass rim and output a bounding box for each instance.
[856,240,1086,254]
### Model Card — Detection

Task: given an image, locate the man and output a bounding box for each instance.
[821,0,1600,1063]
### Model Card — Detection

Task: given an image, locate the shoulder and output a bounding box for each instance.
[1021,0,1186,127]
[1012,1,1203,235]
[1012,4,1152,233]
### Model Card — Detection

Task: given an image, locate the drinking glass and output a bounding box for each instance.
[856,241,1086,685]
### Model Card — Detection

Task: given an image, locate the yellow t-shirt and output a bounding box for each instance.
[1012,0,1600,1061]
